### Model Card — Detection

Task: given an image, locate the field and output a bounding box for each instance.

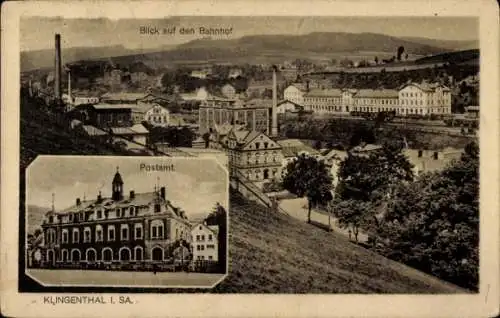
[212,190,468,293]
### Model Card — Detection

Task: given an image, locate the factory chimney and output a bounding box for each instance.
[28,78,33,97]
[54,33,62,103]
[271,65,278,138]
[68,69,72,101]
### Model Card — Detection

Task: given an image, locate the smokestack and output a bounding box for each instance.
[28,79,33,97]
[160,187,166,200]
[68,69,72,101]
[271,65,278,137]
[54,34,62,102]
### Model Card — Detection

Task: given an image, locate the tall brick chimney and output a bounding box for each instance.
[54,34,62,102]
[271,65,278,138]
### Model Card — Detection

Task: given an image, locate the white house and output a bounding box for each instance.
[276,100,303,114]
[144,104,170,127]
[398,82,452,115]
[191,223,219,262]
[283,83,308,105]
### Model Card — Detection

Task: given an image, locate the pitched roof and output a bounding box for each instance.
[111,125,148,135]
[305,88,343,97]
[354,89,399,98]
[277,139,319,158]
[92,103,133,110]
[82,125,108,136]
[100,92,147,101]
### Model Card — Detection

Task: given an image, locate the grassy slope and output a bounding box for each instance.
[213,190,468,293]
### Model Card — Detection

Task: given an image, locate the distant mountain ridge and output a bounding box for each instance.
[21,32,478,72]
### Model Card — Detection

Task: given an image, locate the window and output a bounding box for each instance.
[116,208,121,218]
[121,224,129,240]
[62,229,69,243]
[196,235,200,241]
[151,220,164,239]
[84,227,91,243]
[208,234,213,241]
[197,245,201,251]
[72,228,79,243]
[201,245,205,251]
[97,210,102,219]
[208,256,213,260]
[134,223,143,240]
[201,235,205,241]
[130,207,136,216]
[154,204,161,213]
[207,244,215,249]
[95,225,103,242]
[255,142,260,149]
[108,225,115,241]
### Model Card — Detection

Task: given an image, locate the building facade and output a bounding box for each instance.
[299,82,451,115]
[40,170,192,269]
[198,97,272,135]
[191,223,219,262]
[225,129,284,183]
[144,104,171,127]
[283,83,307,105]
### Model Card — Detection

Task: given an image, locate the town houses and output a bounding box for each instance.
[40,169,193,270]
[283,81,452,115]
[225,129,284,185]
[191,223,219,262]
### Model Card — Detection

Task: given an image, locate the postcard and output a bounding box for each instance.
[1,0,499,317]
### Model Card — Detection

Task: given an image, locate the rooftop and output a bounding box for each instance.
[92,103,133,110]
[101,92,147,101]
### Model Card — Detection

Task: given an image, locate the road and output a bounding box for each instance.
[26,269,225,288]
[279,198,369,243]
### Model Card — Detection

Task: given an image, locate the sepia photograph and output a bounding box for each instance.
[1,1,498,317]
[19,14,480,293]
[25,156,228,288]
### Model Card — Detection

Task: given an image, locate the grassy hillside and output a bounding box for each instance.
[212,190,467,293]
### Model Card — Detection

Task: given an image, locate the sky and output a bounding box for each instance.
[26,156,228,220]
[20,16,479,51]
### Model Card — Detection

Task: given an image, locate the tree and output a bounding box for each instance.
[205,202,228,273]
[282,154,333,223]
[337,140,414,203]
[332,199,371,242]
[376,141,479,290]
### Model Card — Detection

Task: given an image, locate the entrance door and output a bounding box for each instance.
[152,247,163,261]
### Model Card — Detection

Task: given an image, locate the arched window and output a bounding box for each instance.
[61,249,69,262]
[152,247,163,261]
[46,250,55,265]
[134,246,143,261]
[120,224,129,241]
[83,227,91,243]
[134,223,143,240]
[72,228,79,243]
[62,229,69,244]
[71,249,81,263]
[107,225,115,241]
[119,247,131,262]
[86,248,97,262]
[95,225,103,242]
[102,248,113,262]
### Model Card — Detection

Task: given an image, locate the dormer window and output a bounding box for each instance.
[255,142,260,149]
[49,216,54,224]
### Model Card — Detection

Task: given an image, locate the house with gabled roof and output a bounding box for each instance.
[225,129,284,185]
